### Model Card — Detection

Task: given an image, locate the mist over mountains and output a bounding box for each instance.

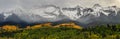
[0,4,120,26]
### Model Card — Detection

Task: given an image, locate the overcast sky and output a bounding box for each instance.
[0,0,120,10]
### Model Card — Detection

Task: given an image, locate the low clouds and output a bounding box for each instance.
[0,0,120,8]
[0,0,120,12]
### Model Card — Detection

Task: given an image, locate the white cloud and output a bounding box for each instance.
[0,0,120,11]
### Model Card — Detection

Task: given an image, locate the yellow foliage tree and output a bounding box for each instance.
[41,22,52,27]
[54,22,83,29]
[2,25,19,32]
[31,24,42,29]
[26,26,31,29]
[31,22,52,29]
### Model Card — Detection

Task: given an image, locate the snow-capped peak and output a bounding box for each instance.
[2,13,13,20]
[0,4,119,23]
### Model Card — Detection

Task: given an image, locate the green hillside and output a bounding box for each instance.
[0,23,120,39]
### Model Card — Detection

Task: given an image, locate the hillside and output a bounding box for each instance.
[0,22,120,39]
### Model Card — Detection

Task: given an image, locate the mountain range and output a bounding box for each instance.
[0,4,120,26]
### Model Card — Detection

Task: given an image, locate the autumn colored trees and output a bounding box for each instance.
[54,22,82,29]
[0,22,120,39]
[1,25,19,32]
[25,22,83,30]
